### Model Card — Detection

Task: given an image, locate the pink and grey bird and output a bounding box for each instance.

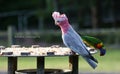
[52,11,98,69]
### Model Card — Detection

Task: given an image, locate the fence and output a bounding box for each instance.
[0,26,120,48]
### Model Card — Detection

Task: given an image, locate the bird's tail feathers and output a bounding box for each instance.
[83,56,98,69]
[89,55,98,63]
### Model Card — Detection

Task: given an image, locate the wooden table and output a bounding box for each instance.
[6,55,79,74]
[0,45,79,74]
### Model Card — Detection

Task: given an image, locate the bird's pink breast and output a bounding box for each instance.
[59,23,70,34]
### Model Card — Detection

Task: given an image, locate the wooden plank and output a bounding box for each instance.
[69,55,79,74]
[37,57,45,74]
[8,57,17,74]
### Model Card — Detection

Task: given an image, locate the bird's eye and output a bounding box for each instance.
[56,20,60,22]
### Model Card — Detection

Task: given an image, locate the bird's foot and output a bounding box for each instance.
[70,51,76,55]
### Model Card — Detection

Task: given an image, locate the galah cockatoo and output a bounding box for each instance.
[52,11,98,69]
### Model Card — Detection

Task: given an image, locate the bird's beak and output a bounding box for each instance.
[55,21,58,25]
[55,20,60,25]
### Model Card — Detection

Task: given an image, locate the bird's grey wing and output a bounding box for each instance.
[62,33,90,56]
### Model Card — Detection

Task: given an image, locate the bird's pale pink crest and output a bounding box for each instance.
[52,11,70,34]
[52,11,68,25]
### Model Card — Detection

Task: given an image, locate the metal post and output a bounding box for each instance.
[69,55,79,74]
[37,57,45,74]
[8,26,15,46]
[8,57,17,74]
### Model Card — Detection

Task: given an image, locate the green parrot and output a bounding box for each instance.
[81,35,106,56]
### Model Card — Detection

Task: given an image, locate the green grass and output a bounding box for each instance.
[0,49,120,72]
[78,49,120,72]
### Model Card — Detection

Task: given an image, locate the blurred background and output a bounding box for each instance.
[0,0,120,47]
[0,0,120,73]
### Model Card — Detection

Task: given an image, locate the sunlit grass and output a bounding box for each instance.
[0,49,120,72]
[78,49,120,72]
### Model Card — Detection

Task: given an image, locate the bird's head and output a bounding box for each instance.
[96,43,106,56]
[99,48,106,56]
[52,11,69,26]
